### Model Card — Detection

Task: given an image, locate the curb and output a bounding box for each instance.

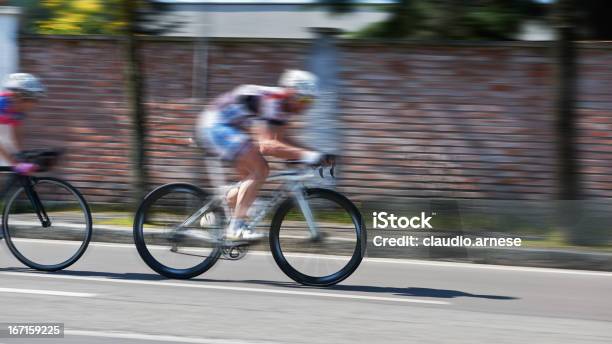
[88,225,612,272]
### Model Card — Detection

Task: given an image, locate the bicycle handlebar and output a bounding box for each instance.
[272,155,337,179]
[14,149,64,172]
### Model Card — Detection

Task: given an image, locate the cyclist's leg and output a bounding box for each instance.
[223,146,268,240]
[225,184,242,212]
[232,145,268,220]
[201,122,268,239]
[226,187,237,210]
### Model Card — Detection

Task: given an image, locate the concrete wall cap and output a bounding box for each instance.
[0,6,21,15]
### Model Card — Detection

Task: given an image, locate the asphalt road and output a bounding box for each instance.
[0,240,611,344]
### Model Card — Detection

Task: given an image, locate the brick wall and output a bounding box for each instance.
[337,42,557,200]
[17,36,612,204]
[576,47,612,198]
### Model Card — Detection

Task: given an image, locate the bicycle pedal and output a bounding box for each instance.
[168,232,184,243]
[222,244,249,260]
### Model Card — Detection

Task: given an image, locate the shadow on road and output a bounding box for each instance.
[0,267,166,281]
[330,285,517,300]
[192,278,518,300]
[0,267,517,300]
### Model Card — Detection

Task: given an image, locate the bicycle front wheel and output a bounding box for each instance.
[2,177,92,271]
[133,183,224,279]
[269,188,366,286]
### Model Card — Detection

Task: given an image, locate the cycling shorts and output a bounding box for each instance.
[200,123,252,161]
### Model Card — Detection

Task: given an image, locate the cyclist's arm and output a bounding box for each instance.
[255,121,320,162]
[0,124,18,165]
[13,124,24,153]
[264,122,312,150]
[255,95,318,160]
[0,146,16,165]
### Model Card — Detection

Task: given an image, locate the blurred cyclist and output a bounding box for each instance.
[0,73,45,241]
[0,73,45,174]
[197,70,328,241]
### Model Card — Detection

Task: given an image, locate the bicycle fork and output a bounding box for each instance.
[20,176,51,228]
[293,188,321,241]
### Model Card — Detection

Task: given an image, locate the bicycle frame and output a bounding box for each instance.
[175,166,328,239]
[0,169,52,229]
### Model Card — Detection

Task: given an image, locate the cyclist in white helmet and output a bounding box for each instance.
[197,69,328,241]
[0,73,46,174]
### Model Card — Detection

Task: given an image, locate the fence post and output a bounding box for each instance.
[306,28,342,155]
[556,6,579,202]
[0,6,20,79]
[554,0,587,244]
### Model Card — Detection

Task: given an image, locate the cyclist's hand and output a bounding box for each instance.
[321,154,336,166]
[303,152,336,167]
[13,162,39,175]
[312,153,335,167]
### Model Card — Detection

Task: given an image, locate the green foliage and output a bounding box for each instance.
[7,0,177,36]
[37,0,124,35]
[575,0,612,39]
[7,0,52,34]
[323,0,612,40]
[329,0,546,40]
[7,0,123,35]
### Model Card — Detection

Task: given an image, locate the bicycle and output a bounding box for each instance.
[133,159,366,286]
[1,149,92,271]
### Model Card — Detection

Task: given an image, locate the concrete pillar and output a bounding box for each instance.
[0,6,20,80]
[305,27,342,155]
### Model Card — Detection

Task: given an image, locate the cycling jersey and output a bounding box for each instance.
[196,85,292,161]
[204,85,290,127]
[0,92,23,166]
[0,92,24,126]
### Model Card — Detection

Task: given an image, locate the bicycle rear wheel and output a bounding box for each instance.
[269,188,366,286]
[2,177,92,271]
[133,183,224,279]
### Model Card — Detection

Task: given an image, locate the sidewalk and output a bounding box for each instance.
[88,213,612,272]
[5,211,612,272]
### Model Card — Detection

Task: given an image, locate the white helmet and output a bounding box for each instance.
[3,73,45,98]
[279,69,318,97]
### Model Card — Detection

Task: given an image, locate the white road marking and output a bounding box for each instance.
[65,330,275,344]
[0,287,95,298]
[9,220,107,230]
[8,238,612,277]
[362,257,612,276]
[10,238,103,246]
[0,271,449,305]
